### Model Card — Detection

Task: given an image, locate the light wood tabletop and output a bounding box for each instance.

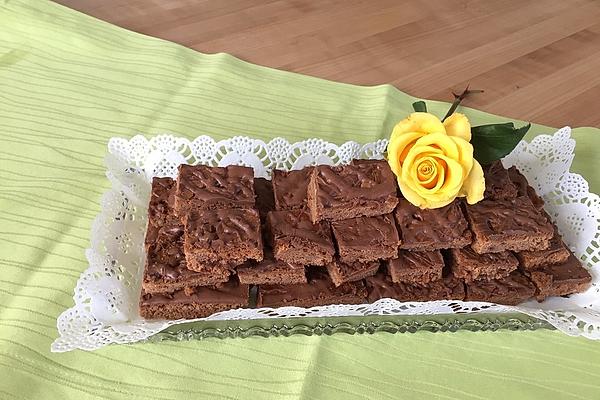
[54,0,600,128]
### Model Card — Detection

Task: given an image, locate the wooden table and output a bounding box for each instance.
[54,0,600,127]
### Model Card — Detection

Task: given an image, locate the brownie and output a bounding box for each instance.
[272,168,312,211]
[325,258,380,287]
[143,223,230,293]
[483,160,518,200]
[183,208,263,271]
[394,199,472,251]
[507,166,545,210]
[143,177,230,292]
[331,214,400,262]
[465,270,535,305]
[139,279,249,320]
[266,210,335,266]
[388,250,444,285]
[253,177,275,222]
[236,248,307,285]
[147,177,179,230]
[516,225,570,271]
[465,197,553,253]
[307,159,398,222]
[449,247,518,282]
[145,177,176,250]
[174,164,255,215]
[465,270,535,306]
[257,268,367,308]
[526,253,592,301]
[365,272,465,302]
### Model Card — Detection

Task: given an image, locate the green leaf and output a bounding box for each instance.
[412,101,427,112]
[471,123,531,164]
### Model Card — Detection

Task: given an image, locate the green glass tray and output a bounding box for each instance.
[146,313,553,342]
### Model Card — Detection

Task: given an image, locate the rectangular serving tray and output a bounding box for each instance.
[52,128,600,352]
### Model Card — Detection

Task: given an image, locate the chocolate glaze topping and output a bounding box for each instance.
[238,247,304,272]
[507,166,545,209]
[267,210,333,250]
[185,208,262,251]
[483,160,518,200]
[396,250,444,270]
[535,253,591,282]
[333,259,379,276]
[452,246,517,265]
[272,168,312,210]
[148,177,178,227]
[175,164,255,211]
[332,214,399,249]
[468,197,553,237]
[141,279,249,305]
[465,270,535,305]
[395,199,471,246]
[258,268,365,305]
[365,272,464,302]
[314,160,397,206]
[145,224,186,280]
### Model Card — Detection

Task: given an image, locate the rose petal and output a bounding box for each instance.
[398,178,427,208]
[413,133,459,160]
[412,157,438,189]
[387,131,426,176]
[443,113,471,141]
[448,136,474,180]
[433,154,464,193]
[407,112,447,135]
[461,159,485,204]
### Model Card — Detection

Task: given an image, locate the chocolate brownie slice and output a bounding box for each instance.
[449,247,518,282]
[507,166,545,210]
[395,199,471,251]
[143,177,230,292]
[325,258,380,287]
[307,159,398,222]
[257,267,367,308]
[237,248,306,285]
[526,253,592,301]
[183,208,263,271]
[266,210,334,266]
[331,214,399,262]
[146,177,179,230]
[365,272,465,302]
[174,164,255,215]
[139,279,249,320]
[143,223,230,293]
[272,168,312,211]
[483,160,518,200]
[465,270,535,305]
[465,197,553,253]
[387,250,444,285]
[254,177,275,222]
[516,225,570,271]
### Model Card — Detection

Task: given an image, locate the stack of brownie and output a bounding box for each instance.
[139,165,262,319]
[365,161,591,306]
[139,159,592,320]
[257,160,399,308]
[461,163,592,303]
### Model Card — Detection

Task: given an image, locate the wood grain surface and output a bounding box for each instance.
[53,0,600,127]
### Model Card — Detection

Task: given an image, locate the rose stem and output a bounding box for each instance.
[441,85,484,122]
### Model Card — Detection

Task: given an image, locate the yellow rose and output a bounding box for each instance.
[387,112,484,209]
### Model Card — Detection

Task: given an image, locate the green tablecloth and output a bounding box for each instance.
[1,1,599,399]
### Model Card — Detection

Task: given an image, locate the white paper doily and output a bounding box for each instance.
[52,127,600,352]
